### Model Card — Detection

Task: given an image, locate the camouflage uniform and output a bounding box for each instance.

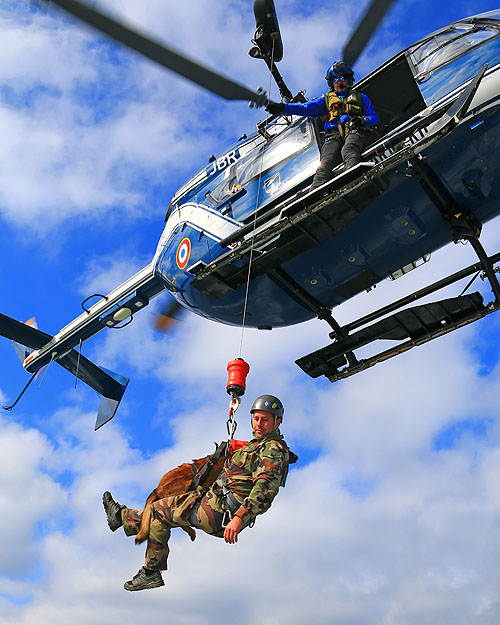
[121,428,290,571]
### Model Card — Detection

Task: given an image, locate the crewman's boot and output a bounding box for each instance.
[124,567,165,591]
[102,491,125,532]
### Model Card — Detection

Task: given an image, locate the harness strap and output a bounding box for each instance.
[325,89,363,139]
[189,440,228,491]
[215,478,241,515]
[188,501,201,527]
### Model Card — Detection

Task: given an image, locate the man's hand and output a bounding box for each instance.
[266,101,285,115]
[224,516,243,544]
[339,113,350,127]
[348,116,366,131]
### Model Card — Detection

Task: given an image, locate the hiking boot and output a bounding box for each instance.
[102,491,125,532]
[124,567,165,592]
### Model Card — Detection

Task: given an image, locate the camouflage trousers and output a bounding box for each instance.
[121,486,226,571]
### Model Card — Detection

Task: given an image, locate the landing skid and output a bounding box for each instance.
[296,248,500,382]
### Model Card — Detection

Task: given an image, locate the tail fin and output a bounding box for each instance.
[0,312,128,428]
[10,318,48,381]
[56,352,129,429]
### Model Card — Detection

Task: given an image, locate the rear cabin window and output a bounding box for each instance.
[407,23,500,104]
[353,17,500,151]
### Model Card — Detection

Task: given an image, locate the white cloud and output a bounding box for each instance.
[76,253,149,296]
[0,1,250,232]
[0,416,65,578]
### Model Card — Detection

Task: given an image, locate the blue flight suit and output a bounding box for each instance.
[283,89,380,189]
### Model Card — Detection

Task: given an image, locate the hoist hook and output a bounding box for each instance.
[226,395,240,438]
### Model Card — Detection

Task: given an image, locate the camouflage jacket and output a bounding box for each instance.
[216,429,290,523]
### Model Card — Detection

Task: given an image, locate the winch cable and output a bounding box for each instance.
[226,41,276,445]
[238,38,277,359]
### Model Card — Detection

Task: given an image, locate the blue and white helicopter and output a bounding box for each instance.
[2,0,500,428]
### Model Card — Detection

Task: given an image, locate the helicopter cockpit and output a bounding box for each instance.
[167,115,319,224]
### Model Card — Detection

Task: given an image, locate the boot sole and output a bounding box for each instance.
[102,492,123,532]
[124,578,165,591]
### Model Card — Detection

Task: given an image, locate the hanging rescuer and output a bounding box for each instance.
[101,357,297,592]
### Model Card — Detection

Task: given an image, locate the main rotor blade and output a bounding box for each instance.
[47,0,266,106]
[343,0,396,67]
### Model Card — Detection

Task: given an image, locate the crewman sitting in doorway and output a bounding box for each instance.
[266,60,379,190]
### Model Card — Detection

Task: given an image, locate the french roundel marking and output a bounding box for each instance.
[176,237,191,270]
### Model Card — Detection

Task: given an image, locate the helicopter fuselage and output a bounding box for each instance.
[153,10,500,329]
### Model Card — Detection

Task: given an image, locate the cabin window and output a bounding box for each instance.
[409,26,496,79]
[228,118,315,190]
[407,23,500,104]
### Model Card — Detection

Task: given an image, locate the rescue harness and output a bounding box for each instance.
[324,89,363,138]
[324,89,363,121]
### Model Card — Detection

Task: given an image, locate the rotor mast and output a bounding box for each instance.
[248,0,299,103]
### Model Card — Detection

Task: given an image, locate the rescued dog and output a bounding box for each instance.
[135,439,247,544]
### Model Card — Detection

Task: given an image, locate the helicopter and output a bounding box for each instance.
[1,0,500,429]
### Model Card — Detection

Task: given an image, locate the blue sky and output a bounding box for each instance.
[1,1,500,623]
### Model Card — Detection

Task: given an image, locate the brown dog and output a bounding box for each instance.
[135,439,247,544]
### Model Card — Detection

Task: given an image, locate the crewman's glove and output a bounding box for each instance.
[266,101,285,115]
[339,114,350,127]
[347,116,366,131]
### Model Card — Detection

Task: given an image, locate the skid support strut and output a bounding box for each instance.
[268,267,359,368]
[409,155,500,302]
[454,229,500,302]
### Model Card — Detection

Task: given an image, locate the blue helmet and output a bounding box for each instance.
[325,61,354,88]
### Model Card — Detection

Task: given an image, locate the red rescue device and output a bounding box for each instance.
[226,358,250,397]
